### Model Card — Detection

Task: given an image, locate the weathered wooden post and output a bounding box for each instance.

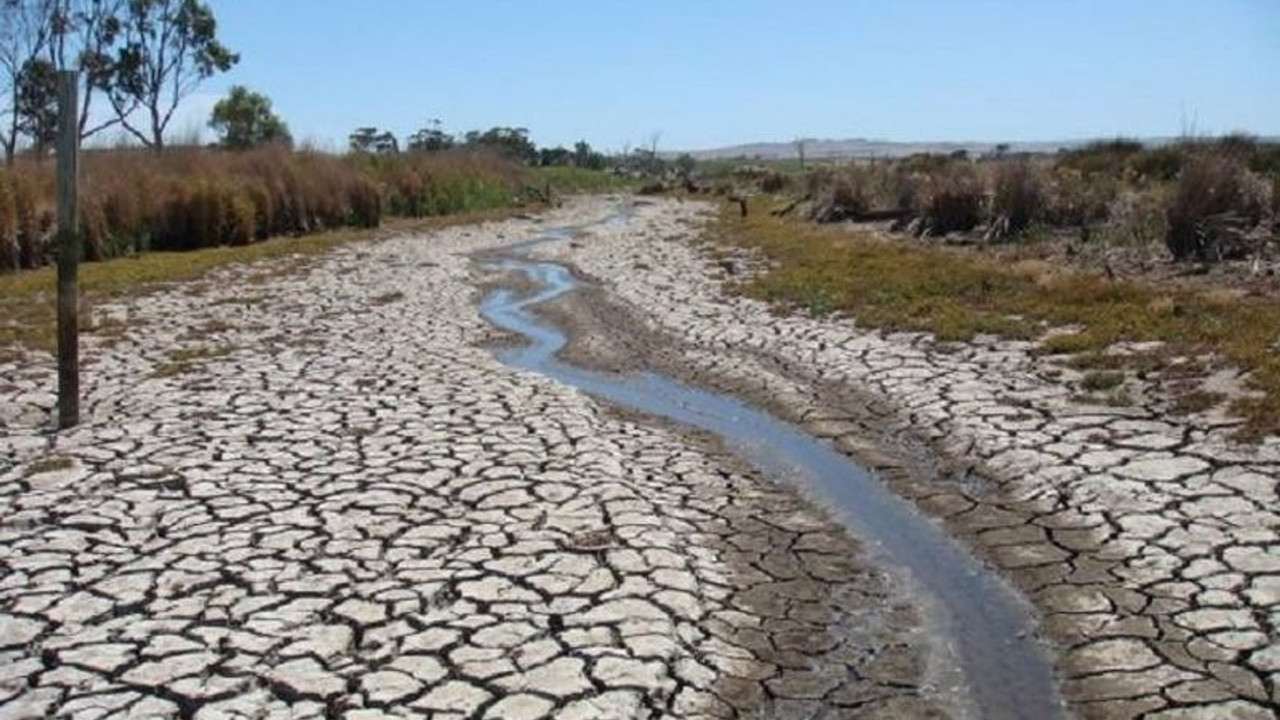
[56,70,80,429]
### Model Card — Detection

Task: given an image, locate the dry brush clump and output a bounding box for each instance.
[908,162,985,236]
[806,166,871,222]
[0,147,525,272]
[1043,168,1119,228]
[988,160,1045,238]
[768,137,1278,261]
[1164,153,1273,261]
[805,164,912,223]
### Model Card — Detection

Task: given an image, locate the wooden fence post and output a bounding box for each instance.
[56,70,80,429]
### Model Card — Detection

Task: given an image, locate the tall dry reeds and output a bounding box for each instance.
[0,147,525,271]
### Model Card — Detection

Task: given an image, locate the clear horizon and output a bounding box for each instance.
[95,0,1280,152]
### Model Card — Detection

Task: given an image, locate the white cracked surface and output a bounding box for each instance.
[549,197,1280,720]
[0,199,945,719]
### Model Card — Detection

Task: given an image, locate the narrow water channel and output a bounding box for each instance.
[476,212,1066,720]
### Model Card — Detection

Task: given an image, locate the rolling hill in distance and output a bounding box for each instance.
[680,136,1278,160]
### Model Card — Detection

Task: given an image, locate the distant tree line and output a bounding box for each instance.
[348,122,614,170]
[0,0,238,161]
[345,121,705,178]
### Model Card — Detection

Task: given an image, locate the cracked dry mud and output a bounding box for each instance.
[1,200,951,719]
[533,197,1280,720]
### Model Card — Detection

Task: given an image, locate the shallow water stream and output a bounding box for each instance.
[476,211,1066,720]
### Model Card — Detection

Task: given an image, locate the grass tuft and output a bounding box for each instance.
[24,455,74,475]
[1080,371,1125,391]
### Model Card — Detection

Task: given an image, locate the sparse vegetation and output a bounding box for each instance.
[714,200,1280,440]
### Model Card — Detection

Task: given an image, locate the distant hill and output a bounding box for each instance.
[681,137,1192,161]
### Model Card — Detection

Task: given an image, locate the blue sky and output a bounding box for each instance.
[168,0,1278,151]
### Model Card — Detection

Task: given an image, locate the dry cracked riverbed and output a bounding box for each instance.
[0,195,1277,720]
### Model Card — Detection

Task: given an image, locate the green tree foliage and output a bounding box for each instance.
[674,153,696,177]
[573,140,606,170]
[2,0,135,159]
[349,127,398,154]
[407,120,453,152]
[14,56,56,154]
[1,0,55,163]
[51,0,129,139]
[209,85,290,150]
[107,0,238,149]
[538,146,572,167]
[463,126,536,164]
[349,126,398,154]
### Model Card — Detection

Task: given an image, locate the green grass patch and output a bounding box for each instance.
[714,200,1280,440]
[531,167,639,195]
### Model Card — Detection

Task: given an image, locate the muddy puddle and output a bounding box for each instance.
[475,209,1066,720]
